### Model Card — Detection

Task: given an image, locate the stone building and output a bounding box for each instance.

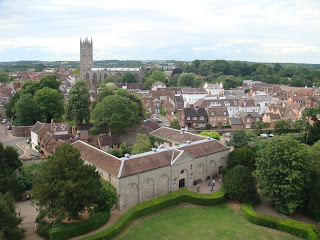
[79,38,144,88]
[72,127,230,211]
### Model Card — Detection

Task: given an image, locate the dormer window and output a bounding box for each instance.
[61,125,66,131]
[211,111,215,115]
[224,111,227,115]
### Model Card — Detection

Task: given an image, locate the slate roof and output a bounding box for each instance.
[208,107,228,116]
[229,118,244,125]
[31,121,44,134]
[183,108,207,117]
[235,111,261,118]
[178,140,229,158]
[98,135,121,146]
[182,88,207,94]
[150,126,206,144]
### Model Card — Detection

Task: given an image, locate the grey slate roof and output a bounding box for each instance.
[183,108,207,117]
[229,118,244,125]
[30,121,44,134]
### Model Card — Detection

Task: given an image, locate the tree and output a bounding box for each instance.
[178,73,195,87]
[0,193,25,240]
[160,106,166,116]
[5,91,21,118]
[39,75,60,91]
[119,72,136,83]
[274,119,292,134]
[198,131,220,141]
[253,121,267,130]
[227,130,254,148]
[32,143,103,221]
[0,143,22,197]
[98,84,114,102]
[255,136,311,215]
[13,93,38,126]
[0,71,10,82]
[33,87,64,123]
[305,141,320,221]
[66,79,91,124]
[73,68,80,74]
[149,70,167,83]
[108,143,132,158]
[92,95,140,135]
[131,134,152,155]
[223,165,258,203]
[228,146,256,171]
[219,166,228,176]
[20,80,41,96]
[170,119,181,130]
[126,93,146,121]
[103,76,115,83]
[94,180,118,212]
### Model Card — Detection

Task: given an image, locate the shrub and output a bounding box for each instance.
[89,126,101,135]
[242,204,320,240]
[81,189,226,240]
[36,220,52,240]
[50,211,110,240]
[219,166,228,176]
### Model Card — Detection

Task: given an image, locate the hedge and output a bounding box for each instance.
[242,204,320,240]
[49,211,110,240]
[81,189,227,240]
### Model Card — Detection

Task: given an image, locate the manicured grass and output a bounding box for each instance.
[115,204,301,240]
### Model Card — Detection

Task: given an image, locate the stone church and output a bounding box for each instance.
[80,37,144,88]
[72,127,230,211]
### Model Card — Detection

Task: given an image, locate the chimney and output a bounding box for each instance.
[152,148,157,152]
[186,140,191,145]
[72,125,76,135]
[124,153,130,158]
[180,128,184,135]
[51,119,54,132]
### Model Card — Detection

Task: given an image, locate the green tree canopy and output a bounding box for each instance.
[13,93,38,126]
[274,119,292,134]
[119,72,137,83]
[227,130,254,148]
[223,165,258,204]
[0,71,10,82]
[170,119,181,130]
[0,143,22,197]
[198,131,220,141]
[131,134,152,155]
[178,73,195,87]
[305,141,320,221]
[228,146,256,171]
[108,143,132,158]
[39,74,60,90]
[32,143,103,221]
[103,76,115,83]
[66,79,91,124]
[0,193,25,240]
[255,136,311,215]
[92,94,140,135]
[98,84,115,102]
[33,87,64,123]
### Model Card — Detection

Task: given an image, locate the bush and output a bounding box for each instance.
[89,126,101,135]
[81,189,227,240]
[219,166,228,176]
[36,220,52,240]
[50,211,110,240]
[242,204,320,240]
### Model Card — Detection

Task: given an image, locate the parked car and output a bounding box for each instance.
[143,118,151,123]
[269,134,275,137]
[260,133,268,137]
[7,124,12,130]
[155,118,162,123]
[2,118,7,124]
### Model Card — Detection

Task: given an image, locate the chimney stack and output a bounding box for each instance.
[72,125,76,135]
[186,140,191,145]
[152,148,157,152]
[51,119,54,132]
[124,153,130,158]
[180,128,184,135]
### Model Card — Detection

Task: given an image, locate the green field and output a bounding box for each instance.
[115,204,301,240]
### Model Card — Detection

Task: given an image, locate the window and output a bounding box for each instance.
[213,117,216,121]
[247,118,250,123]
[210,117,212,121]
[200,116,204,120]
[181,170,184,174]
[193,117,197,120]
[218,117,221,121]
[224,117,226,120]
[146,102,149,106]
[224,111,227,115]
[211,111,215,115]
[187,117,190,120]
[223,122,226,126]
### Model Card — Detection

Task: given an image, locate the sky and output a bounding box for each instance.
[0,0,320,63]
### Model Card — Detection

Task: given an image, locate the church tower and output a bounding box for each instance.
[80,37,93,79]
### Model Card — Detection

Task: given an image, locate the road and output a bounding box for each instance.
[156,114,170,127]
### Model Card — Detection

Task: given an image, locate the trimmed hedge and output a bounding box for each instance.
[242,204,320,240]
[81,189,227,240]
[49,211,110,240]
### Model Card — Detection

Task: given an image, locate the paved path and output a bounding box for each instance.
[15,200,42,240]
[157,114,170,127]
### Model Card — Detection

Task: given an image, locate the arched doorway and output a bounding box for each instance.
[142,178,154,202]
[157,174,169,196]
[125,183,139,208]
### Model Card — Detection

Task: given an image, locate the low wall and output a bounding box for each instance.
[12,126,32,137]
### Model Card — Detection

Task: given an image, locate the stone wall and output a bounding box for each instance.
[12,126,32,137]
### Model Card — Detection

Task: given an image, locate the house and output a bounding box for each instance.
[229,118,244,129]
[203,82,224,96]
[235,111,262,129]
[181,88,207,107]
[253,92,274,114]
[287,96,318,108]
[207,107,229,128]
[98,134,121,151]
[262,113,281,127]
[180,107,208,129]
[72,127,230,211]
[151,81,166,91]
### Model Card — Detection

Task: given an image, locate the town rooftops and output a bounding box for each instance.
[182,88,207,94]
[91,67,140,72]
[31,121,45,134]
[229,118,244,125]
[235,110,262,118]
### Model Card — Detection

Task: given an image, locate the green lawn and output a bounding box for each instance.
[115,204,301,240]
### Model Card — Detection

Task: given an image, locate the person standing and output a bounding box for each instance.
[213,179,215,187]
[197,185,200,193]
[17,209,20,217]
[211,183,214,191]
[208,179,211,186]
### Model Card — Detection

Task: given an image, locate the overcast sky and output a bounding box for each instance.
[1,0,320,63]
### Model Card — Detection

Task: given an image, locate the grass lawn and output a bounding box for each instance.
[115,203,301,240]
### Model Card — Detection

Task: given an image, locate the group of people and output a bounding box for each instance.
[208,178,222,191]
